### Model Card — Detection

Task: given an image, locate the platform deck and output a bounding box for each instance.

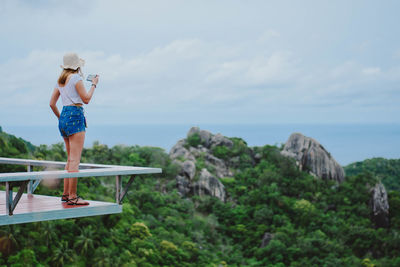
[0,191,121,226]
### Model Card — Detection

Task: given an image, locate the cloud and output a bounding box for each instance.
[256,29,281,45]
[1,0,400,125]
[1,35,399,125]
[0,37,303,125]
[362,67,381,75]
[206,51,299,88]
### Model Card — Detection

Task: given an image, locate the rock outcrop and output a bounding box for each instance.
[169,127,243,201]
[281,133,345,183]
[187,127,212,147]
[181,160,196,180]
[170,140,196,161]
[210,133,233,148]
[192,169,226,202]
[176,175,191,196]
[370,182,390,228]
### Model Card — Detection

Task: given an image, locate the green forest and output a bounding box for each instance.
[0,126,400,266]
[344,158,400,192]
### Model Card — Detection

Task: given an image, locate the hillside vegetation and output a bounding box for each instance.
[344,158,400,192]
[0,128,400,266]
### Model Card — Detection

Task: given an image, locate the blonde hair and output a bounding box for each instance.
[58,68,79,86]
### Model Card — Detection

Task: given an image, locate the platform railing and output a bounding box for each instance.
[0,157,162,216]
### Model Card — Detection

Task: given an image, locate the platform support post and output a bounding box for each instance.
[5,181,28,216]
[115,175,136,204]
[27,164,33,195]
[6,182,12,216]
[119,175,136,204]
[116,175,122,204]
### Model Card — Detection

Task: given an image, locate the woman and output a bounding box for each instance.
[49,52,99,205]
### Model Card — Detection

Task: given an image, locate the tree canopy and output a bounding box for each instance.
[0,128,399,266]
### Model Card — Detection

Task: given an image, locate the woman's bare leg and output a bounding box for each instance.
[62,137,70,197]
[67,131,88,205]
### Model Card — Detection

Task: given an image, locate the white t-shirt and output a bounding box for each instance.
[56,74,84,106]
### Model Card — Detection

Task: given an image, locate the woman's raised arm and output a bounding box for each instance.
[75,76,98,104]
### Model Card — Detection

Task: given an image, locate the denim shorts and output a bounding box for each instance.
[58,106,86,138]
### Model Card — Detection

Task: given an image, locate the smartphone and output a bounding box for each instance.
[86,74,97,82]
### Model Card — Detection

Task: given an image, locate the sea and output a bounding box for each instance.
[2,123,399,166]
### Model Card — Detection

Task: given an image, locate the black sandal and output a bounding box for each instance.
[67,196,89,206]
[61,194,69,202]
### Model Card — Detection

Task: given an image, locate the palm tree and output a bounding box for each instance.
[92,247,111,267]
[74,225,96,256]
[51,241,73,267]
[110,228,127,246]
[41,221,58,247]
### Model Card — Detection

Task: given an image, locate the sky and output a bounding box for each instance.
[0,0,399,126]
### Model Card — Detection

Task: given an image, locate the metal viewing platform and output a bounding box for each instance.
[0,157,162,226]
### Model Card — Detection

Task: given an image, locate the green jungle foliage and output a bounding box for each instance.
[0,128,400,266]
[344,158,400,192]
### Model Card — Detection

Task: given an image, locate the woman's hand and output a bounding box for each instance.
[92,75,99,85]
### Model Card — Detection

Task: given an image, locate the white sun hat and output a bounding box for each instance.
[60,52,85,70]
